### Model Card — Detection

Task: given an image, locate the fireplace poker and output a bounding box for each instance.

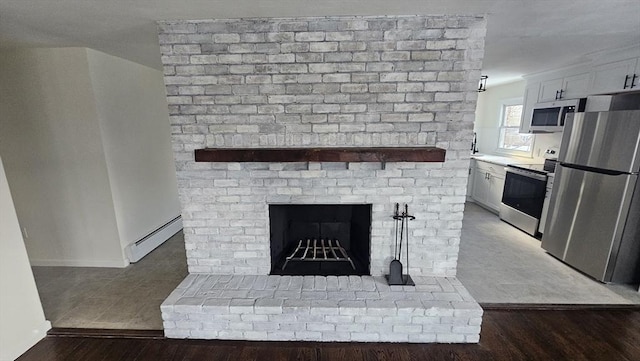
[398,204,405,260]
[387,203,415,286]
[393,203,400,260]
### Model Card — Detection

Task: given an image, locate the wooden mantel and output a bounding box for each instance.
[194,147,446,163]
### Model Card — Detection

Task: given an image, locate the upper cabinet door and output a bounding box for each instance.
[590,58,638,95]
[520,81,540,134]
[539,78,564,102]
[539,74,589,102]
[562,73,590,99]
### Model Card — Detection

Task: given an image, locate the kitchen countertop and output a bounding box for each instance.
[470,154,542,167]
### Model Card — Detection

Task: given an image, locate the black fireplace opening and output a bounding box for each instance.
[269,204,371,276]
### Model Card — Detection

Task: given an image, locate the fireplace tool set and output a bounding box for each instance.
[386,203,415,286]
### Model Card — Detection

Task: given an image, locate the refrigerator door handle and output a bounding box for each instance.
[560,162,630,176]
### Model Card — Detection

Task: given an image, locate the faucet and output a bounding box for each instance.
[471,132,478,154]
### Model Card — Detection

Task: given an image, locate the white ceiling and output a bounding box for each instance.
[1,0,639,85]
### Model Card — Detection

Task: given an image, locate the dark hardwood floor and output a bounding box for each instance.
[17,309,640,361]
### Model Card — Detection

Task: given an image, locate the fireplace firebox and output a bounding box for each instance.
[269,204,371,276]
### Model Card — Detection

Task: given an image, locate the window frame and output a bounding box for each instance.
[495,97,534,157]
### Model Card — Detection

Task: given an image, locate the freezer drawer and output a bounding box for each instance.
[541,164,637,282]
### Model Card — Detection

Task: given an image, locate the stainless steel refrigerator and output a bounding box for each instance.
[541,105,640,283]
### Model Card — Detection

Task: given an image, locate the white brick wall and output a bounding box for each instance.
[162,275,483,343]
[158,15,486,277]
[177,161,470,276]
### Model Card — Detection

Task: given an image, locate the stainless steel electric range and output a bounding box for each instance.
[499,161,556,237]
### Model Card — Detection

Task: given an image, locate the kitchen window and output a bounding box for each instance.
[497,100,533,155]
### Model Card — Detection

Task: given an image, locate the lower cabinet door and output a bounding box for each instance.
[486,173,505,212]
[472,169,489,205]
[472,168,505,213]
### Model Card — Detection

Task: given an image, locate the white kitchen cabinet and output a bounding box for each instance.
[561,73,591,99]
[538,73,590,102]
[487,172,506,211]
[520,73,589,134]
[519,81,540,134]
[521,47,640,136]
[471,160,506,213]
[472,167,490,205]
[539,78,564,102]
[590,57,639,94]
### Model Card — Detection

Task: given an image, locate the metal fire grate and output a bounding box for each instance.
[282,239,355,270]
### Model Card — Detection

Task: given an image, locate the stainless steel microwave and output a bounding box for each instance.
[529,98,586,133]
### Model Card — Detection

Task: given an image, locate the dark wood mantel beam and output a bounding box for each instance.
[194,147,446,163]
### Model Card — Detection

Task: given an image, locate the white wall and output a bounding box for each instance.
[474,80,562,162]
[530,132,563,162]
[0,47,181,267]
[86,49,180,250]
[0,156,51,361]
[0,48,126,267]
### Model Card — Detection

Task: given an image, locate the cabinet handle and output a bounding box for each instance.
[631,74,638,89]
[558,89,564,99]
[555,90,560,100]
[624,75,630,89]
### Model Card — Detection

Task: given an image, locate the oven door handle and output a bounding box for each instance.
[505,167,547,181]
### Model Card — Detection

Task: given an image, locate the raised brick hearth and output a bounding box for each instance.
[158,14,486,343]
[161,275,482,342]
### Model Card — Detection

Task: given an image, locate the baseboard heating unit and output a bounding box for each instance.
[125,216,182,263]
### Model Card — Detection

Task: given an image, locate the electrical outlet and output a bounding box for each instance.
[22,227,28,239]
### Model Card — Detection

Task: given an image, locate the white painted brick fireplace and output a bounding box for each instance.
[158,14,486,343]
